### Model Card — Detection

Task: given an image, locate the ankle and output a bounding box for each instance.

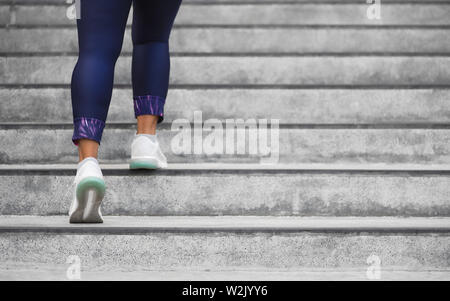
[136,124,156,135]
[136,128,156,135]
[136,115,158,134]
[77,139,99,161]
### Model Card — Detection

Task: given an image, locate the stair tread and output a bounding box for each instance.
[2,163,449,217]
[2,267,450,281]
[3,127,450,165]
[3,27,450,55]
[3,0,450,3]
[1,216,449,232]
[2,88,450,125]
[4,4,450,26]
[3,56,450,86]
[3,163,450,171]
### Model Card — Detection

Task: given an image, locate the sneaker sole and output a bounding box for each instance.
[69,177,106,224]
[129,158,166,170]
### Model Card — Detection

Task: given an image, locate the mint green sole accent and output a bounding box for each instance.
[129,161,158,170]
[76,177,106,201]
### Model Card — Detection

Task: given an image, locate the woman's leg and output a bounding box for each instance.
[71,0,132,161]
[131,0,182,133]
[128,0,182,170]
[70,0,132,223]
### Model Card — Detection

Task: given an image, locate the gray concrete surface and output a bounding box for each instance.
[1,216,449,232]
[2,0,447,3]
[3,4,450,26]
[0,217,448,271]
[2,88,450,124]
[4,162,450,171]
[2,267,450,281]
[3,56,450,85]
[1,0,447,3]
[1,0,450,281]
[1,165,449,216]
[2,128,450,164]
[3,28,450,54]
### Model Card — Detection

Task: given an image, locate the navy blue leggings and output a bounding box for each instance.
[71,0,182,145]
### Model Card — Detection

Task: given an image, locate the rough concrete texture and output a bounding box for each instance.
[1,216,449,232]
[2,266,450,281]
[1,128,450,164]
[0,231,448,271]
[0,0,444,3]
[3,4,450,26]
[0,6,7,25]
[3,56,450,86]
[1,0,450,281]
[4,163,450,171]
[2,88,450,124]
[3,28,450,54]
[1,171,450,216]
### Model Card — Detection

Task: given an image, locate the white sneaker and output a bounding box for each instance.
[69,157,106,223]
[129,134,168,169]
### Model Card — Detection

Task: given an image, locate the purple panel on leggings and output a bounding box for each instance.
[133,94,166,121]
[72,117,105,146]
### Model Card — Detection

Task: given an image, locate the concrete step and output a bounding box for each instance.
[2,88,450,124]
[2,55,450,86]
[2,215,450,232]
[3,267,450,281]
[2,0,449,3]
[3,0,449,3]
[1,163,449,216]
[0,216,449,279]
[1,127,450,164]
[3,27,450,54]
[2,4,450,26]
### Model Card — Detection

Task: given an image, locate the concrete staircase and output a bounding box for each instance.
[0,0,449,280]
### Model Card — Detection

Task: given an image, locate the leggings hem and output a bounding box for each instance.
[133,94,165,123]
[72,117,105,146]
